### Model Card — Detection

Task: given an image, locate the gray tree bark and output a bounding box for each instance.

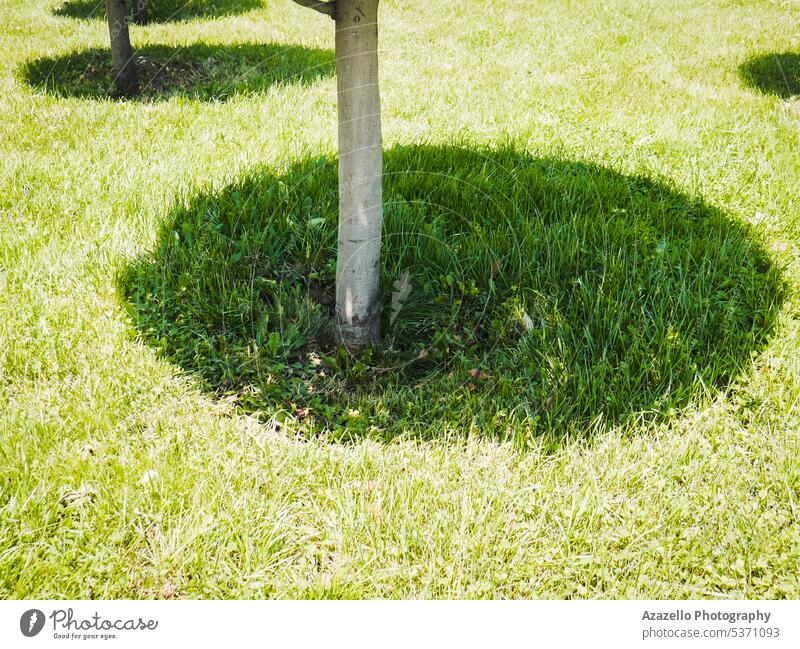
[131,0,149,25]
[105,0,139,96]
[333,0,383,352]
[289,0,383,352]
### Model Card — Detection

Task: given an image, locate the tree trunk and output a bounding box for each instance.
[334,0,383,353]
[131,0,149,25]
[105,0,139,96]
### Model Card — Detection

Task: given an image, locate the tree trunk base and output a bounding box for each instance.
[337,316,381,355]
[106,0,139,96]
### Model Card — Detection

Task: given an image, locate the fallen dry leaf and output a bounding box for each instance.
[390,269,412,324]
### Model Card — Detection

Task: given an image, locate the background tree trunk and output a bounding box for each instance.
[105,0,138,96]
[131,0,149,25]
[334,0,383,352]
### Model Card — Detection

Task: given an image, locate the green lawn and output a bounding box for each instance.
[2,0,800,598]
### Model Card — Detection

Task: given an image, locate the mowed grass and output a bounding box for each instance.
[1,0,800,598]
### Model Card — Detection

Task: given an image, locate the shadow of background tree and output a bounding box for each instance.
[740,52,800,99]
[21,42,334,100]
[120,145,784,445]
[53,0,262,23]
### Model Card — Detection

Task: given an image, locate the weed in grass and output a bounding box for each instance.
[120,145,784,446]
[21,42,335,101]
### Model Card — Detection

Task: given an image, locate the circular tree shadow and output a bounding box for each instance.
[20,43,334,101]
[53,0,262,23]
[740,52,800,99]
[120,145,784,444]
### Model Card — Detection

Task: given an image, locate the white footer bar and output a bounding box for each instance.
[1,600,797,648]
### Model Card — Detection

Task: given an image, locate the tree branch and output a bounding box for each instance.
[291,0,336,18]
